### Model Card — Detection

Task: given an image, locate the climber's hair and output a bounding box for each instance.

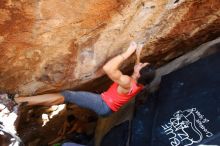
[137,64,156,86]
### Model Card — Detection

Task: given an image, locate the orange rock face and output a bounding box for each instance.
[0,0,219,95]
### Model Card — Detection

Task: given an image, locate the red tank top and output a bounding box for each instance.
[101,80,143,112]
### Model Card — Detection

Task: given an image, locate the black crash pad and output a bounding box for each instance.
[131,52,220,146]
[152,52,220,146]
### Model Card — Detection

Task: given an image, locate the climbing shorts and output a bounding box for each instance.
[61,91,112,116]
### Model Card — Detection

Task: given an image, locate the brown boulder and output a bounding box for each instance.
[0,0,219,95]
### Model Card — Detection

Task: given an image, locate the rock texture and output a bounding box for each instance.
[0,0,220,95]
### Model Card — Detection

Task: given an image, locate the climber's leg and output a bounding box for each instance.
[14,93,64,106]
[61,91,112,116]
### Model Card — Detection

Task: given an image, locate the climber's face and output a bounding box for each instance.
[133,63,149,78]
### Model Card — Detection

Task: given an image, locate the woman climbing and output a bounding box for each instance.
[15,42,155,116]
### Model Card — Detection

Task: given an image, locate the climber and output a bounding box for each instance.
[14,41,155,116]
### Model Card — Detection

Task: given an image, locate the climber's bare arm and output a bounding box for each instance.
[103,42,137,89]
[14,93,64,106]
[136,43,144,64]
